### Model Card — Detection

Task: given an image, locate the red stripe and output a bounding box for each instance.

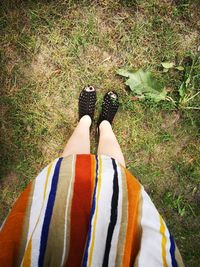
[65,155,93,267]
[0,182,33,267]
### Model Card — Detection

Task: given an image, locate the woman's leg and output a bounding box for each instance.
[97,120,126,167]
[62,115,91,157]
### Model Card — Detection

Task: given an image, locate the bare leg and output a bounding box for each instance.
[97,120,126,167]
[62,115,91,157]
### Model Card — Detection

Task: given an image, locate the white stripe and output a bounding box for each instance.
[29,159,58,266]
[20,159,58,267]
[108,160,123,266]
[61,155,75,266]
[89,156,114,266]
[136,188,163,267]
[26,165,49,241]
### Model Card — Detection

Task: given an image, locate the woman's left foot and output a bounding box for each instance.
[79,86,97,121]
[97,91,119,127]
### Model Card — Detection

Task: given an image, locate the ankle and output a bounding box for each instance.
[80,115,92,126]
[99,120,112,130]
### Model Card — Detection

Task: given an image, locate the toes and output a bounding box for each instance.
[84,85,96,92]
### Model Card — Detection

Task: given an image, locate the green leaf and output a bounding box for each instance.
[161,62,175,69]
[176,66,184,71]
[163,68,169,73]
[116,68,132,77]
[178,83,185,98]
[117,68,167,102]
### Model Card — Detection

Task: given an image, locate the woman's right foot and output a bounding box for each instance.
[79,86,97,121]
[97,91,119,128]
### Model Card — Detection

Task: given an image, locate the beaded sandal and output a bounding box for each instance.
[78,85,97,121]
[97,91,119,128]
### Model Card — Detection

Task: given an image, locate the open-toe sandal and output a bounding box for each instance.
[97,91,119,130]
[78,85,97,121]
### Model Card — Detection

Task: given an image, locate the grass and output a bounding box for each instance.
[0,0,200,265]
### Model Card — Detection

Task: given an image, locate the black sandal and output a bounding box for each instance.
[97,91,119,128]
[78,85,97,121]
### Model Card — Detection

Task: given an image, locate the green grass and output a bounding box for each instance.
[0,0,200,265]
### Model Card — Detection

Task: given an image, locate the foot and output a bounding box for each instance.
[97,91,119,128]
[78,86,97,121]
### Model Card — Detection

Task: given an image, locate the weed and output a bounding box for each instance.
[162,191,195,217]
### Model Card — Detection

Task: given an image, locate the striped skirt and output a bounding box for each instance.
[0,154,184,267]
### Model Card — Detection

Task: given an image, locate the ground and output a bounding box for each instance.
[0,0,200,266]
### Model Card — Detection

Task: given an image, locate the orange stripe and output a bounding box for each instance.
[22,239,32,267]
[0,182,33,267]
[122,169,142,267]
[65,155,93,267]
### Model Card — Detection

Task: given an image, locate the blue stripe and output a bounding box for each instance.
[170,233,178,267]
[38,157,63,267]
[82,155,99,267]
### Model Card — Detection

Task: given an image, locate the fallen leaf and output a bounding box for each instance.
[161,62,175,69]
[117,68,167,102]
[176,66,184,71]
